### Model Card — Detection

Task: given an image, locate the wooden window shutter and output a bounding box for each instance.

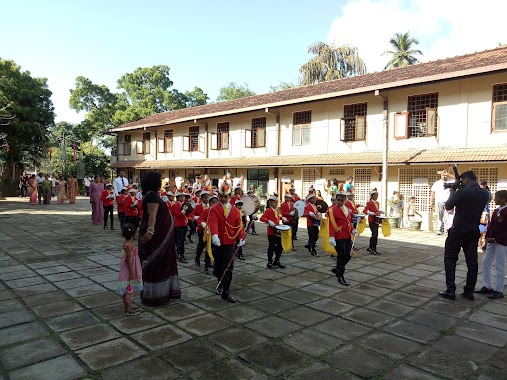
[144,140,151,155]
[426,108,437,136]
[245,129,252,148]
[292,125,302,146]
[136,140,143,154]
[355,115,366,141]
[118,142,125,156]
[183,136,190,151]
[340,118,346,141]
[157,138,165,153]
[165,137,173,153]
[210,133,218,150]
[221,132,229,150]
[257,128,266,147]
[199,135,205,153]
[394,112,409,140]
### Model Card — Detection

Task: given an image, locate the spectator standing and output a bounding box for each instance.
[343,176,354,193]
[114,171,129,196]
[84,175,91,196]
[36,173,44,204]
[430,170,453,235]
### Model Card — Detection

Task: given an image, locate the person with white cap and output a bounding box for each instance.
[328,192,357,286]
[303,192,321,256]
[124,188,140,233]
[363,188,383,255]
[172,192,190,263]
[260,194,286,269]
[208,182,245,302]
[193,190,211,269]
[289,187,301,240]
[281,193,296,251]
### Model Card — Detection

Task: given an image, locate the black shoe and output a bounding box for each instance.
[216,285,223,295]
[188,237,194,243]
[274,262,286,269]
[271,262,279,269]
[311,250,319,257]
[338,276,350,286]
[194,257,200,267]
[222,291,236,303]
[294,236,298,240]
[304,244,310,250]
[110,226,114,230]
[179,255,188,264]
[487,291,504,299]
[103,225,107,229]
[438,290,456,300]
[475,287,493,294]
[461,292,474,301]
[238,253,245,261]
[203,268,210,275]
[331,268,338,275]
[251,232,258,235]
[373,249,382,255]
[352,246,359,251]
[267,262,274,269]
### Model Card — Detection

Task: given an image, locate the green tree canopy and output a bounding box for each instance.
[383,32,423,70]
[70,65,209,135]
[269,81,296,92]
[216,82,256,102]
[0,58,55,179]
[299,42,366,85]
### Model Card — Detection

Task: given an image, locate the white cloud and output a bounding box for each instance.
[328,0,507,72]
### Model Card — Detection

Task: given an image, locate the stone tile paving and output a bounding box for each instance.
[0,196,506,379]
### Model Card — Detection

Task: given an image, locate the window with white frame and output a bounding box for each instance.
[246,117,266,148]
[137,132,150,155]
[292,111,311,146]
[189,126,199,152]
[341,103,367,142]
[408,93,438,138]
[161,130,173,153]
[492,84,507,131]
[217,122,229,150]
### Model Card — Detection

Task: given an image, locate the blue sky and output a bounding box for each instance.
[2,0,506,123]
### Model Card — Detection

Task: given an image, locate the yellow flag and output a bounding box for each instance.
[281,229,293,253]
[319,217,329,239]
[357,217,367,235]
[205,229,215,262]
[382,219,391,237]
[320,218,337,255]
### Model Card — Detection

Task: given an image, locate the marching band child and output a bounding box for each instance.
[117,187,127,229]
[124,188,140,235]
[363,188,383,255]
[101,183,115,230]
[193,190,211,269]
[303,193,321,257]
[173,192,190,263]
[281,193,296,251]
[260,195,286,269]
[235,199,247,260]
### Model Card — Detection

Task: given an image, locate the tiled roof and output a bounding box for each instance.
[112,46,507,132]
[111,146,507,169]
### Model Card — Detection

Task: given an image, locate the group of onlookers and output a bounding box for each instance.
[22,172,79,205]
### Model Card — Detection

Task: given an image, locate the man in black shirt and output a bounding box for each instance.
[439,171,489,301]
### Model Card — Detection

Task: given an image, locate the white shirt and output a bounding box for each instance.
[113,176,129,196]
[431,179,452,203]
[51,178,56,187]
[84,177,91,187]
[36,176,44,184]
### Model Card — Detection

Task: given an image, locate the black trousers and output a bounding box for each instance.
[267,235,283,263]
[175,226,186,257]
[444,227,480,293]
[195,231,211,268]
[307,225,319,250]
[188,220,196,236]
[292,217,299,238]
[38,185,43,203]
[118,212,125,229]
[43,189,51,204]
[334,239,352,277]
[369,222,379,250]
[125,216,139,228]
[214,244,235,292]
[104,206,114,227]
[249,215,257,233]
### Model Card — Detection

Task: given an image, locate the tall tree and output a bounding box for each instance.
[269,81,296,92]
[0,58,55,179]
[383,32,423,70]
[216,82,256,102]
[299,42,366,85]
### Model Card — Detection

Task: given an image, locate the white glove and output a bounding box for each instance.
[282,217,288,223]
[352,229,358,236]
[200,222,206,229]
[212,234,221,246]
[182,205,188,214]
[329,237,336,246]
[194,215,199,220]
[317,212,322,218]
[268,220,276,227]
[289,211,295,216]
[309,212,316,218]
[251,214,258,220]
[238,239,245,247]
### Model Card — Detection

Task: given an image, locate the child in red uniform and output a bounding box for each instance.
[173,192,190,263]
[124,188,140,233]
[195,192,217,274]
[363,188,383,255]
[280,193,296,251]
[117,187,127,229]
[328,192,356,286]
[101,184,115,230]
[260,195,286,269]
[303,193,321,256]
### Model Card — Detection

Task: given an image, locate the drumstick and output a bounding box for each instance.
[216,219,255,291]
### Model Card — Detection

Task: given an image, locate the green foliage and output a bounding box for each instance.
[269,82,296,92]
[299,42,366,85]
[383,32,423,70]
[216,82,256,102]
[0,58,55,177]
[70,65,209,133]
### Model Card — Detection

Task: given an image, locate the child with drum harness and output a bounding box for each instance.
[303,193,322,257]
[363,188,384,255]
[260,195,286,269]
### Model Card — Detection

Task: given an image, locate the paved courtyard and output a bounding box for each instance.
[0,196,506,380]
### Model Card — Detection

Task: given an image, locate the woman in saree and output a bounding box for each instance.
[68,174,79,204]
[57,176,66,204]
[89,175,104,225]
[139,170,181,306]
[28,174,38,205]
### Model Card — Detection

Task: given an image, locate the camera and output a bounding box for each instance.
[443,164,462,191]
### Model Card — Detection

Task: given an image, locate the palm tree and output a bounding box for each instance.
[299,42,366,85]
[383,32,423,70]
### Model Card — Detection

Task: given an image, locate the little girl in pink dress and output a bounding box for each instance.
[117,223,143,315]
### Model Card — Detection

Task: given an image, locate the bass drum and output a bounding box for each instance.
[293,200,306,217]
[183,200,196,214]
[241,194,260,216]
[315,199,329,214]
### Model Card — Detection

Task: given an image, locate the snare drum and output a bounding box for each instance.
[275,224,291,231]
[352,213,366,224]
